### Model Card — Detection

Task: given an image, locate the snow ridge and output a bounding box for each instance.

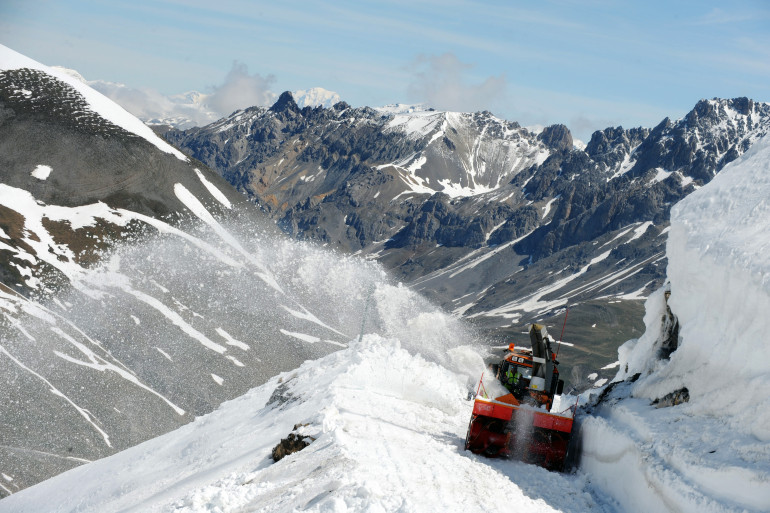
[0,44,187,160]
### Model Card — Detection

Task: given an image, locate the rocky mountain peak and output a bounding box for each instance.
[538,124,573,152]
[270,91,300,116]
[333,100,350,111]
[584,126,649,161]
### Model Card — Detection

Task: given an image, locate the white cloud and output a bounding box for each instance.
[206,61,277,116]
[406,53,507,113]
[568,114,622,143]
[88,80,218,128]
[61,61,281,128]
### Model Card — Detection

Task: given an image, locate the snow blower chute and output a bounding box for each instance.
[465,324,576,471]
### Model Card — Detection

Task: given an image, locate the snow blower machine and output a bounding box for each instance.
[465,324,577,471]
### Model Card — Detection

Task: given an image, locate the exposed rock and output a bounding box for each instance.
[272,424,316,462]
[652,388,690,408]
[659,288,680,359]
[538,123,573,152]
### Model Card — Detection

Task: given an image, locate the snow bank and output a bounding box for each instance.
[632,135,770,440]
[582,135,770,512]
[2,336,597,512]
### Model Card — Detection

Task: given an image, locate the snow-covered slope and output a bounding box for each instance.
[1,334,599,513]
[375,108,553,198]
[0,45,186,160]
[579,135,770,512]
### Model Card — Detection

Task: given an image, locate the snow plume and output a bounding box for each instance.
[0,166,495,500]
[0,188,483,468]
[406,52,506,114]
[206,61,277,116]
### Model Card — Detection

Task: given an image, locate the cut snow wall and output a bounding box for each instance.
[618,135,770,442]
[588,135,770,513]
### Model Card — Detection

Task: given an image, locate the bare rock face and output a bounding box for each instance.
[653,388,690,408]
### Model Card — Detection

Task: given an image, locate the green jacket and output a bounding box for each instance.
[505,368,520,387]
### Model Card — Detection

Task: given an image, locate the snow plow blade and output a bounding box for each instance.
[465,397,573,471]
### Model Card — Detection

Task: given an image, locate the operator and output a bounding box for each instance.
[504,366,522,394]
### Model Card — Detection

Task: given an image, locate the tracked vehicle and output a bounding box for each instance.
[465,324,576,471]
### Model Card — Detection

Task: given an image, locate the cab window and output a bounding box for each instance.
[518,365,532,379]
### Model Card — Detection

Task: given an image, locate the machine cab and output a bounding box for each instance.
[496,326,566,407]
[497,350,534,398]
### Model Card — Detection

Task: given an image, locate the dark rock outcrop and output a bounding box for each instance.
[272,429,316,462]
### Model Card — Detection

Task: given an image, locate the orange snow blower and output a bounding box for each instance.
[464,324,576,471]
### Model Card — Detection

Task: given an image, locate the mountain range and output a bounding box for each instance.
[165,91,770,382]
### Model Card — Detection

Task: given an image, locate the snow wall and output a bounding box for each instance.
[623,134,770,438]
[581,134,770,512]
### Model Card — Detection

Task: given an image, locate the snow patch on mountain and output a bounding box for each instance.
[194,168,232,209]
[292,87,341,109]
[383,108,445,139]
[30,165,52,180]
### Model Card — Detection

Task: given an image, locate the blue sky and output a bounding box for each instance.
[2,0,769,140]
